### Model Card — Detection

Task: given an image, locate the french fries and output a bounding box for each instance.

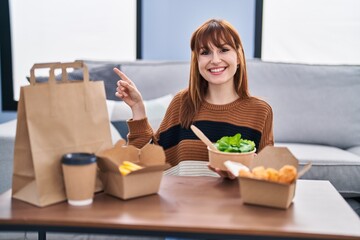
[119,161,143,176]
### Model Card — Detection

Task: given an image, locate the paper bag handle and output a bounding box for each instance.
[29,61,90,85]
[29,62,61,85]
[48,61,90,84]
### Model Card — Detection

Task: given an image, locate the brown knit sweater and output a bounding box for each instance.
[127,90,274,167]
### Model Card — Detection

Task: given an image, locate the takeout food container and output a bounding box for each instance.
[96,139,169,200]
[238,146,311,209]
[208,146,256,171]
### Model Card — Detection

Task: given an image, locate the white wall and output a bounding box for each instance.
[262,0,360,65]
[10,0,137,100]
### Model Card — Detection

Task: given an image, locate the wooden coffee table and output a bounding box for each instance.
[0,176,359,240]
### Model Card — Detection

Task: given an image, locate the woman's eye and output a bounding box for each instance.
[221,48,230,53]
[200,50,209,55]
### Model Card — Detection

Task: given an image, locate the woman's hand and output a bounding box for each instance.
[207,164,237,180]
[113,68,146,120]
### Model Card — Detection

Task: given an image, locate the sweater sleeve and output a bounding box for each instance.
[127,117,154,149]
[258,106,274,152]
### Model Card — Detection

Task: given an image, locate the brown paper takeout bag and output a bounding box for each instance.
[12,61,113,207]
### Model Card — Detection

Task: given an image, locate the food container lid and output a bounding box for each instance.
[61,153,97,165]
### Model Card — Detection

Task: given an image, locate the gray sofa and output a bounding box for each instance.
[1,59,360,218]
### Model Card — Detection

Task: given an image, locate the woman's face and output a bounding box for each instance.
[197,42,239,86]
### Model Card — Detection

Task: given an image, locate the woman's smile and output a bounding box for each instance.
[209,67,227,74]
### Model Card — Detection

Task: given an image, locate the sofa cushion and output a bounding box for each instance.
[347,146,360,157]
[247,60,360,149]
[276,143,360,197]
[119,61,189,100]
[106,94,173,139]
[345,198,360,216]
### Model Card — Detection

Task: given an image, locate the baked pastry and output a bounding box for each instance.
[278,165,297,184]
[239,165,297,184]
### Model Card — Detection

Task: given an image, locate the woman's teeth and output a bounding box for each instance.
[210,67,225,73]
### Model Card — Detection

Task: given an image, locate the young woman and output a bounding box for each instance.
[114,19,274,178]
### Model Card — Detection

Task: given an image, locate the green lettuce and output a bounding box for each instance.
[214,133,255,153]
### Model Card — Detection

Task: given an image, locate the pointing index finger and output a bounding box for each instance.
[113,68,131,83]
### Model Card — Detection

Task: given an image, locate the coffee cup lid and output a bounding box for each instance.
[61,153,97,165]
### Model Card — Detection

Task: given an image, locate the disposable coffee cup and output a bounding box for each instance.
[61,153,97,206]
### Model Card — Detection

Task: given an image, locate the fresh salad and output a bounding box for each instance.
[214,133,255,153]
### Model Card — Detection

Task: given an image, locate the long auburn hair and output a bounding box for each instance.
[180,19,250,128]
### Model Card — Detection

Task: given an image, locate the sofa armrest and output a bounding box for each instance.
[0,119,17,194]
[347,146,360,157]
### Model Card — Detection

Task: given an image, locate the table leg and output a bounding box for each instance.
[38,230,46,240]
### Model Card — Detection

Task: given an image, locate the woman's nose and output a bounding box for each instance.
[211,52,222,64]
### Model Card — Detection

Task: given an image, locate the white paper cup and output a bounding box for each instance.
[61,153,97,206]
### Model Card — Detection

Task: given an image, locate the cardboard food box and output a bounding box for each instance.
[96,139,169,200]
[238,146,311,209]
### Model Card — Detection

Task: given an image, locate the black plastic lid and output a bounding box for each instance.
[61,153,97,165]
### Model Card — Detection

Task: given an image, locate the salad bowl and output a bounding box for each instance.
[208,146,256,171]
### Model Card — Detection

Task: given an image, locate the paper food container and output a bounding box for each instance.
[96,139,169,200]
[237,146,311,209]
